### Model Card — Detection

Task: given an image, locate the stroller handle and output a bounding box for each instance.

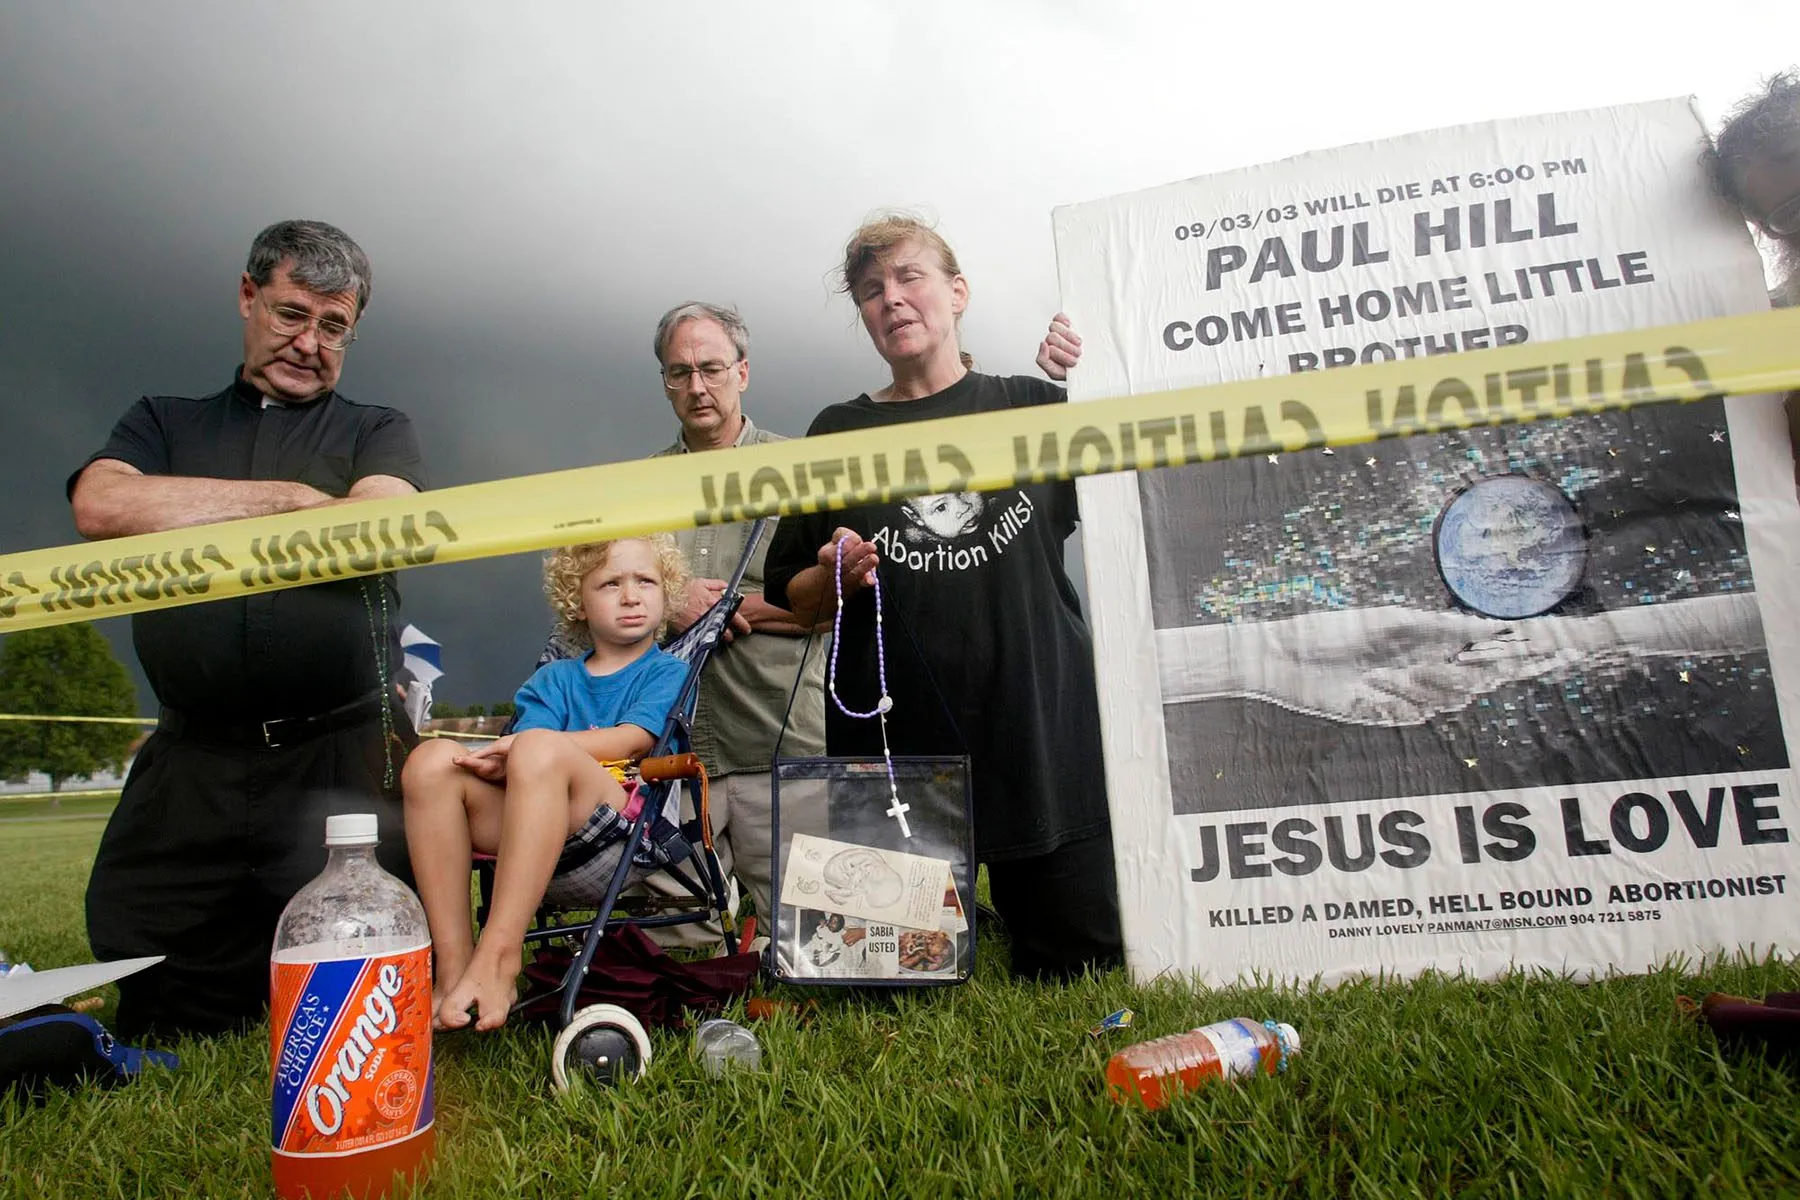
[637,752,718,857]
[639,753,702,781]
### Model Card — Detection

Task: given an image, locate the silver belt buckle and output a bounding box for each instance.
[262,719,279,748]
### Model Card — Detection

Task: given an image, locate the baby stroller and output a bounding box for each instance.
[474,521,768,1088]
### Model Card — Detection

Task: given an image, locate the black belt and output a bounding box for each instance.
[158,690,389,750]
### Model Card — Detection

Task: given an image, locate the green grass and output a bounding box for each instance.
[3,816,1798,1198]
[0,793,121,823]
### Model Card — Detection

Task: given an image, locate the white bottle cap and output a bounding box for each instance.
[1275,1022,1301,1056]
[325,813,380,846]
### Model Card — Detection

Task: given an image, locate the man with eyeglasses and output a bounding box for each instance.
[628,302,1085,947]
[1707,71,1800,478]
[67,219,425,1039]
[630,301,827,945]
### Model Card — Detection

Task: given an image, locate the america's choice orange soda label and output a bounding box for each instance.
[271,947,434,1157]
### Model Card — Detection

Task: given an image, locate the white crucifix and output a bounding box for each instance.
[884,784,913,838]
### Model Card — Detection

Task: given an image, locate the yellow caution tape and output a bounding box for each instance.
[0,714,155,725]
[0,713,490,737]
[1,309,1796,634]
[0,788,122,804]
[0,714,498,738]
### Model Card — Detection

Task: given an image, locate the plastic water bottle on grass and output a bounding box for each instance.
[695,1017,762,1076]
[1105,1018,1299,1109]
[270,814,434,1199]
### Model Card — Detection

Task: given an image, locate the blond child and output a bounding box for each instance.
[402,535,690,1031]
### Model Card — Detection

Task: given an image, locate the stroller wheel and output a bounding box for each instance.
[552,1004,652,1092]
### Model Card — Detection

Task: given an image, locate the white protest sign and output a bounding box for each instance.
[1054,99,1800,985]
[0,956,162,1020]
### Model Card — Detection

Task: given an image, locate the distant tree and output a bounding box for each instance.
[490,701,515,718]
[0,625,140,793]
[464,704,487,718]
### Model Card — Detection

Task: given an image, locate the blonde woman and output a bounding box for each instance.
[766,214,1121,980]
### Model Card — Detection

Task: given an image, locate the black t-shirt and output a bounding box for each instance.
[765,371,1110,861]
[69,375,427,719]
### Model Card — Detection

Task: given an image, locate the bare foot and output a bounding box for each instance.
[432,985,471,1032]
[431,952,473,1031]
[434,954,519,1032]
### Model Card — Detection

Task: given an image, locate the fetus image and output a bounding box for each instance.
[821,847,905,909]
[901,491,985,541]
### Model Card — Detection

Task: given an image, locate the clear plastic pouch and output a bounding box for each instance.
[769,755,974,986]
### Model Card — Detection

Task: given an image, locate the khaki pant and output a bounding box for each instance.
[634,770,776,950]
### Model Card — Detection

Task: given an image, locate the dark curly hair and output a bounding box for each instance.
[1704,71,1800,303]
[1704,71,1800,207]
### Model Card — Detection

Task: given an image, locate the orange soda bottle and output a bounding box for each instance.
[1105,1018,1299,1109]
[270,814,434,1199]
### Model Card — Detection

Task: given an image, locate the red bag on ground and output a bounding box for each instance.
[515,926,759,1029]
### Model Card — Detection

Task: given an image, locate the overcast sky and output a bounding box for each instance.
[2,2,1796,710]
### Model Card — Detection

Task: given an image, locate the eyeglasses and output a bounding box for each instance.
[262,299,358,350]
[662,360,739,389]
[1760,191,1800,239]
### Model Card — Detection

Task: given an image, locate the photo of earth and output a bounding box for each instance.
[1433,475,1587,620]
[1134,398,1787,813]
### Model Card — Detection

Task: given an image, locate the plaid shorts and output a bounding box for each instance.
[540,783,682,909]
[539,783,638,909]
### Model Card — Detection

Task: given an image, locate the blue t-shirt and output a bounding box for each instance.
[511,646,687,739]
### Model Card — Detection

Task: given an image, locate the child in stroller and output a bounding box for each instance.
[402,536,690,1031]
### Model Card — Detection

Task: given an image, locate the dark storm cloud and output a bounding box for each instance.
[2,2,1777,708]
[0,4,885,707]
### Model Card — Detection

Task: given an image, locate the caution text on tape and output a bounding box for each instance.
[1,309,1796,633]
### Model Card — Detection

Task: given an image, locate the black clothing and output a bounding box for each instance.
[986,832,1123,979]
[86,721,415,1040]
[75,373,424,1038]
[766,371,1122,977]
[69,376,425,718]
[153,688,390,750]
[765,372,1112,861]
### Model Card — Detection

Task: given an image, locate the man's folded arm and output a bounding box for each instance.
[70,462,421,541]
[70,459,336,540]
[343,473,419,502]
